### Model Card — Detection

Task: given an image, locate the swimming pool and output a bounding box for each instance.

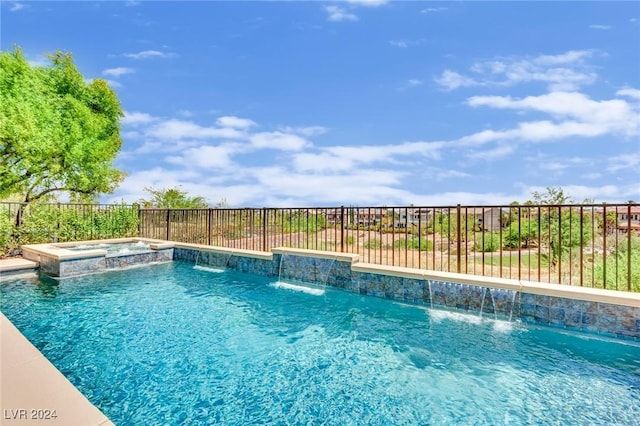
[1,262,639,424]
[65,241,151,256]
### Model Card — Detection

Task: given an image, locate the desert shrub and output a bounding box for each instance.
[363,238,382,249]
[394,236,433,251]
[474,233,500,252]
[592,235,640,292]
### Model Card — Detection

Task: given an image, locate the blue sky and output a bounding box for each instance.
[2,1,639,207]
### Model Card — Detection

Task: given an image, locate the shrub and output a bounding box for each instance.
[364,238,382,249]
[592,235,640,292]
[0,214,16,256]
[474,233,500,252]
[394,236,433,251]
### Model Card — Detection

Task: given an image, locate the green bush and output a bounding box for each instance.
[474,233,500,252]
[12,203,139,246]
[503,219,539,249]
[364,238,382,249]
[394,236,433,251]
[593,235,640,292]
[0,214,16,256]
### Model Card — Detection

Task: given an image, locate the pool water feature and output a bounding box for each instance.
[1,262,638,425]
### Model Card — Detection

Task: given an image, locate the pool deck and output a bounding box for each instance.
[0,258,114,425]
[0,257,38,274]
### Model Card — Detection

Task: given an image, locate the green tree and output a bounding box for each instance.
[139,186,209,208]
[0,48,124,204]
[529,187,572,205]
[503,218,539,249]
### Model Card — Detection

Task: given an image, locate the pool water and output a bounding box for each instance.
[66,241,151,255]
[1,262,639,425]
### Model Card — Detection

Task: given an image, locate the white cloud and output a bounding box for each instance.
[389,40,408,48]
[435,50,597,91]
[434,70,480,90]
[420,7,447,14]
[467,144,515,160]
[437,170,470,179]
[249,132,310,151]
[466,91,640,137]
[279,126,328,137]
[292,153,355,172]
[166,144,240,170]
[345,0,388,6]
[616,87,640,99]
[102,67,135,77]
[103,79,122,88]
[607,153,640,172]
[325,141,444,165]
[124,50,172,59]
[589,24,611,30]
[10,2,28,12]
[146,119,245,140]
[122,111,156,126]
[398,79,424,91]
[110,95,639,207]
[216,116,257,129]
[325,6,358,22]
[532,50,593,66]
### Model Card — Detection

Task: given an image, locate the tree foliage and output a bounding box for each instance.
[529,187,572,205]
[0,48,124,203]
[139,186,209,209]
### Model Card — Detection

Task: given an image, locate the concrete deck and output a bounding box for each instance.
[1,257,113,425]
[0,313,113,425]
[0,258,38,274]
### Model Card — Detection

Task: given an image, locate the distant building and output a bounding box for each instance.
[467,207,504,232]
[614,206,640,233]
[393,208,432,228]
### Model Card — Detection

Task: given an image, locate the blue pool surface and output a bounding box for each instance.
[66,241,151,255]
[1,262,639,425]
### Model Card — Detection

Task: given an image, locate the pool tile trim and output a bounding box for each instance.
[174,242,274,260]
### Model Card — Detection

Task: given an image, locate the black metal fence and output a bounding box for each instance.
[2,201,637,292]
[139,204,640,292]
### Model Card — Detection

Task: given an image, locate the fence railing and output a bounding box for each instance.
[0,202,139,255]
[139,204,640,292]
[2,202,637,292]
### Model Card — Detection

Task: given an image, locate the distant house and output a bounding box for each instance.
[393,208,432,229]
[353,208,385,228]
[615,206,640,233]
[472,207,504,232]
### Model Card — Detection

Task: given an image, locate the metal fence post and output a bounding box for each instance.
[262,207,268,252]
[456,204,461,273]
[166,209,171,241]
[340,206,345,253]
[627,203,632,291]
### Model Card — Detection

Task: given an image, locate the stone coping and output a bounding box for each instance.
[0,258,39,273]
[0,313,113,426]
[22,238,173,262]
[272,247,361,263]
[174,242,273,260]
[352,262,640,308]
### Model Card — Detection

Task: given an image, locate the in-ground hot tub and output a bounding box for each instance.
[21,238,175,278]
